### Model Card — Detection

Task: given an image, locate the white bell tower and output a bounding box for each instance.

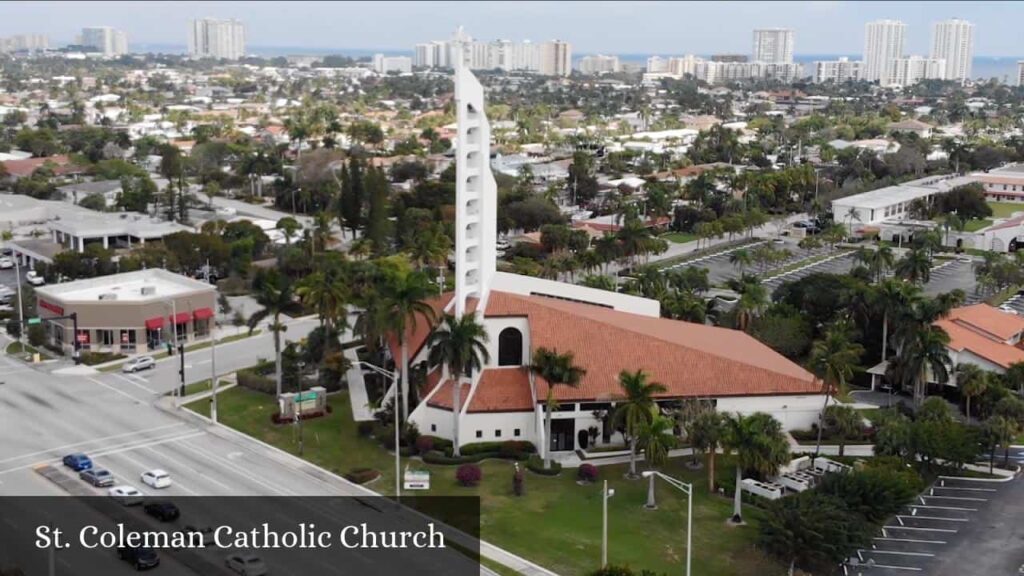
[452,31,498,318]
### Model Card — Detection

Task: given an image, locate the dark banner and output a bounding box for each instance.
[0,496,480,576]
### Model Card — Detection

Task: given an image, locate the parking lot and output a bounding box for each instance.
[763,251,856,292]
[850,475,1024,575]
[924,258,983,304]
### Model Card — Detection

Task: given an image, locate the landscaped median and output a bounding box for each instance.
[185,386,783,576]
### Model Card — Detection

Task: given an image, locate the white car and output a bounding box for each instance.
[108,485,144,506]
[25,270,44,286]
[122,356,156,373]
[226,553,268,576]
[140,469,172,489]
[0,257,13,270]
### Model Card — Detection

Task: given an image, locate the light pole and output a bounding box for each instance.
[642,471,693,576]
[13,254,24,350]
[210,318,218,423]
[601,480,615,568]
[297,360,306,456]
[355,361,400,502]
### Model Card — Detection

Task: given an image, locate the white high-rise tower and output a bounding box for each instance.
[864,19,906,84]
[931,18,974,84]
[452,30,498,318]
[753,28,794,63]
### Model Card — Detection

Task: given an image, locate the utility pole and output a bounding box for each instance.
[13,255,24,350]
[210,319,218,423]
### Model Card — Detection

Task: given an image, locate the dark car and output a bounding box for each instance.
[144,501,180,522]
[79,468,115,487]
[62,453,92,472]
[118,546,160,570]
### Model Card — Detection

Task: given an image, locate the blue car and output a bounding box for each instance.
[62,453,92,471]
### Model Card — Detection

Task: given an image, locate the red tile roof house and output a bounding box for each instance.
[392,271,825,457]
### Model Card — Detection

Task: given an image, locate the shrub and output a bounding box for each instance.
[344,468,380,485]
[237,369,276,393]
[415,436,435,455]
[78,351,126,366]
[459,440,536,459]
[513,466,525,496]
[356,421,375,438]
[578,463,599,483]
[455,463,482,487]
[422,450,481,465]
[27,324,45,347]
[527,454,561,476]
[819,467,923,523]
[5,318,21,338]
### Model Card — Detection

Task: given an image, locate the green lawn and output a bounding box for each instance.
[174,378,232,397]
[987,202,1024,219]
[4,341,46,357]
[962,219,993,232]
[188,388,783,576]
[660,232,698,244]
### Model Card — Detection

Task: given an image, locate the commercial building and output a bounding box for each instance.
[372,54,412,74]
[930,18,974,84]
[969,164,1024,201]
[694,60,803,84]
[830,173,976,229]
[578,54,620,75]
[80,26,128,57]
[863,19,906,83]
[33,269,217,355]
[752,28,794,64]
[813,57,863,83]
[188,18,246,60]
[399,57,827,458]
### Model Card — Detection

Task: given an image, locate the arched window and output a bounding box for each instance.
[497,327,523,366]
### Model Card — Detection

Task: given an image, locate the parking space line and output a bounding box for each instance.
[921,495,987,502]
[865,565,922,571]
[883,526,958,533]
[907,505,977,511]
[897,515,968,522]
[874,538,946,545]
[930,486,996,493]
[864,550,936,558]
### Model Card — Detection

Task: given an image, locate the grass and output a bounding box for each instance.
[659,232,698,244]
[173,378,232,397]
[962,219,993,232]
[187,388,784,576]
[987,202,1024,219]
[4,341,45,357]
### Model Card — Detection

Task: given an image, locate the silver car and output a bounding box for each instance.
[123,356,156,373]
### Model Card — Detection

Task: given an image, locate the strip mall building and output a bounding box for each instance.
[34,269,217,354]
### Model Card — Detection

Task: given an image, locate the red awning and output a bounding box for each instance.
[170,312,191,324]
[144,317,164,330]
[193,307,214,320]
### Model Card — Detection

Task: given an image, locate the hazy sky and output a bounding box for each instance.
[3,1,1021,56]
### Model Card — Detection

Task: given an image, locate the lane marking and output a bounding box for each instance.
[0,423,186,465]
[0,431,205,476]
[862,565,921,571]
[104,448,199,496]
[79,432,207,463]
[141,445,235,494]
[111,374,156,394]
[176,442,295,496]
[87,377,145,403]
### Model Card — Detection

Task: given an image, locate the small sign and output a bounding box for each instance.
[76,333,89,343]
[404,470,430,491]
[26,317,41,325]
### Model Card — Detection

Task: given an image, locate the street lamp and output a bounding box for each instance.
[297,360,306,456]
[601,480,615,568]
[355,361,401,502]
[642,471,693,576]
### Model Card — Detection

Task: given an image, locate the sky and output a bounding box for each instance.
[2,1,1022,57]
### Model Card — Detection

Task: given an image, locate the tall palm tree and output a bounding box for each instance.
[295,260,348,331]
[900,326,952,407]
[867,246,895,283]
[729,249,752,276]
[823,404,862,457]
[427,313,490,457]
[247,272,295,398]
[613,370,667,478]
[873,279,919,366]
[809,321,864,458]
[381,269,437,422]
[723,412,790,523]
[530,347,586,470]
[641,415,676,508]
[956,363,988,421]
[734,281,768,332]
[895,249,932,285]
[687,410,724,493]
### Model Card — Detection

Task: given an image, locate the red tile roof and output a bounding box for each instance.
[936,304,1024,369]
[947,304,1024,341]
[485,291,819,402]
[1,155,78,178]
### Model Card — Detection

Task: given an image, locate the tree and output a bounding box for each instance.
[339,158,364,238]
[427,313,490,457]
[898,325,951,407]
[247,271,295,398]
[612,370,666,479]
[895,249,932,285]
[723,412,789,523]
[823,404,862,456]
[641,415,675,508]
[530,347,586,470]
[728,249,751,276]
[276,216,301,246]
[687,410,724,493]
[365,166,391,253]
[379,268,437,422]
[760,491,871,576]
[957,363,988,421]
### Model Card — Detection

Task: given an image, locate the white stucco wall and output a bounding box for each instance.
[481,316,532,369]
[715,394,828,431]
[490,271,660,317]
[462,411,536,445]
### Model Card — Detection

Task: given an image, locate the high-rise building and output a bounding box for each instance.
[372,54,412,74]
[891,55,946,86]
[539,40,572,77]
[813,57,863,83]
[0,34,48,53]
[80,27,128,57]
[579,54,620,74]
[646,56,668,73]
[188,18,246,60]
[752,28,794,63]
[863,19,906,84]
[711,54,748,63]
[930,18,974,84]
[1018,62,1024,87]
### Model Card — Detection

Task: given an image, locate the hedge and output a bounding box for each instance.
[527,454,562,476]
[79,351,127,366]
[344,468,381,485]
[458,440,536,457]
[238,369,276,393]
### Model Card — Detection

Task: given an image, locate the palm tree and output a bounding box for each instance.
[687,410,724,493]
[956,363,988,421]
[530,347,586,470]
[895,249,932,285]
[427,313,490,457]
[723,412,790,523]
[247,272,295,398]
[613,370,667,479]
[809,321,864,458]
[295,261,348,331]
[900,325,951,407]
[823,404,862,457]
[641,415,676,508]
[873,279,919,367]
[729,249,752,276]
[734,281,768,332]
[381,269,438,422]
[867,245,895,283]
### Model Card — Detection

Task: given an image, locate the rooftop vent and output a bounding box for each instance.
[140,286,156,296]
[98,293,118,301]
